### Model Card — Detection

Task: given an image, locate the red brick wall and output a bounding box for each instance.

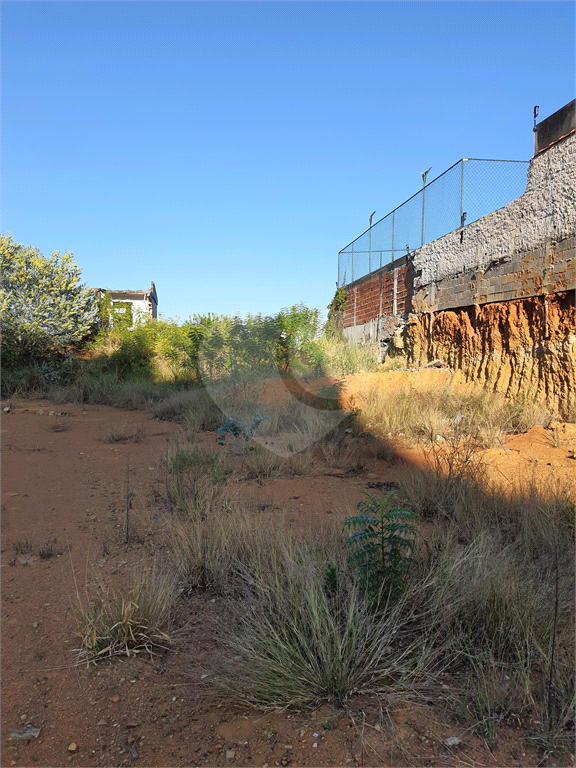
[397,263,414,314]
[343,263,414,328]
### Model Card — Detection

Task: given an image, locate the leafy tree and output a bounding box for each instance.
[275,303,321,372]
[0,234,99,366]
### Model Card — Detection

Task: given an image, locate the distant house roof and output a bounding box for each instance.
[94,282,158,321]
[95,282,157,305]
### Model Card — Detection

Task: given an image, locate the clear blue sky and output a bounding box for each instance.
[2,1,574,323]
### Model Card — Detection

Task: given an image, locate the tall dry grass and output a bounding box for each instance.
[360,381,553,448]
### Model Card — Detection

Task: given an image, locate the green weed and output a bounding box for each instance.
[343,491,417,602]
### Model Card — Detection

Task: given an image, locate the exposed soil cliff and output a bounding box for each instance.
[406,292,576,419]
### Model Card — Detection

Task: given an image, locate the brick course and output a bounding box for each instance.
[344,260,414,329]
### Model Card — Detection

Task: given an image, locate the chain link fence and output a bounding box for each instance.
[338,158,529,286]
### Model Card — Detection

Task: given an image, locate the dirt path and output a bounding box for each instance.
[1,395,573,767]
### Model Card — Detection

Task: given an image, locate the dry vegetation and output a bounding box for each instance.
[72,376,575,764]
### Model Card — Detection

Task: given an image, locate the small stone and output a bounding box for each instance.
[312,742,318,748]
[126,722,139,728]
[8,725,41,740]
[68,742,77,752]
[226,750,235,759]
[130,746,139,759]
[109,696,119,703]
[97,720,107,726]
[445,736,461,747]
[373,723,381,731]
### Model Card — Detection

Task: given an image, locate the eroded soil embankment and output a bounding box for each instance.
[406,292,576,418]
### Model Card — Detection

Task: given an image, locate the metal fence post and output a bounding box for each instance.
[368,233,371,274]
[369,211,376,274]
[421,167,431,248]
[351,242,354,283]
[391,210,395,263]
[421,189,425,248]
[460,159,466,224]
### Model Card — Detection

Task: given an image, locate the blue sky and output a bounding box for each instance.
[2,1,574,323]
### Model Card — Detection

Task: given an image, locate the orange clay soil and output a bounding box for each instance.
[2,373,574,768]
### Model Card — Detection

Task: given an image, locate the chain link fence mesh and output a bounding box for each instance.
[338,159,529,286]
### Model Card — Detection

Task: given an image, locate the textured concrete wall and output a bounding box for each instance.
[412,234,575,313]
[412,133,575,311]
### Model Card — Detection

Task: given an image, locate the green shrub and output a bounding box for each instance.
[343,491,417,602]
[0,234,99,368]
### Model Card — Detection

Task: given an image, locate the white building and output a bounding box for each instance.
[95,282,158,325]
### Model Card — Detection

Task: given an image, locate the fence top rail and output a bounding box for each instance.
[464,158,529,163]
[337,157,529,255]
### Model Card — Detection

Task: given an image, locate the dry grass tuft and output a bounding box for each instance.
[45,418,71,433]
[102,424,147,443]
[75,565,177,663]
[154,387,224,431]
[162,441,235,518]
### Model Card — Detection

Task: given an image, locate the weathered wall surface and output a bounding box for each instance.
[341,126,575,415]
[412,235,574,314]
[343,258,413,327]
[412,133,575,312]
[406,292,575,418]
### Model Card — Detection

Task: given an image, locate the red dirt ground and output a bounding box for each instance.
[2,379,574,768]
